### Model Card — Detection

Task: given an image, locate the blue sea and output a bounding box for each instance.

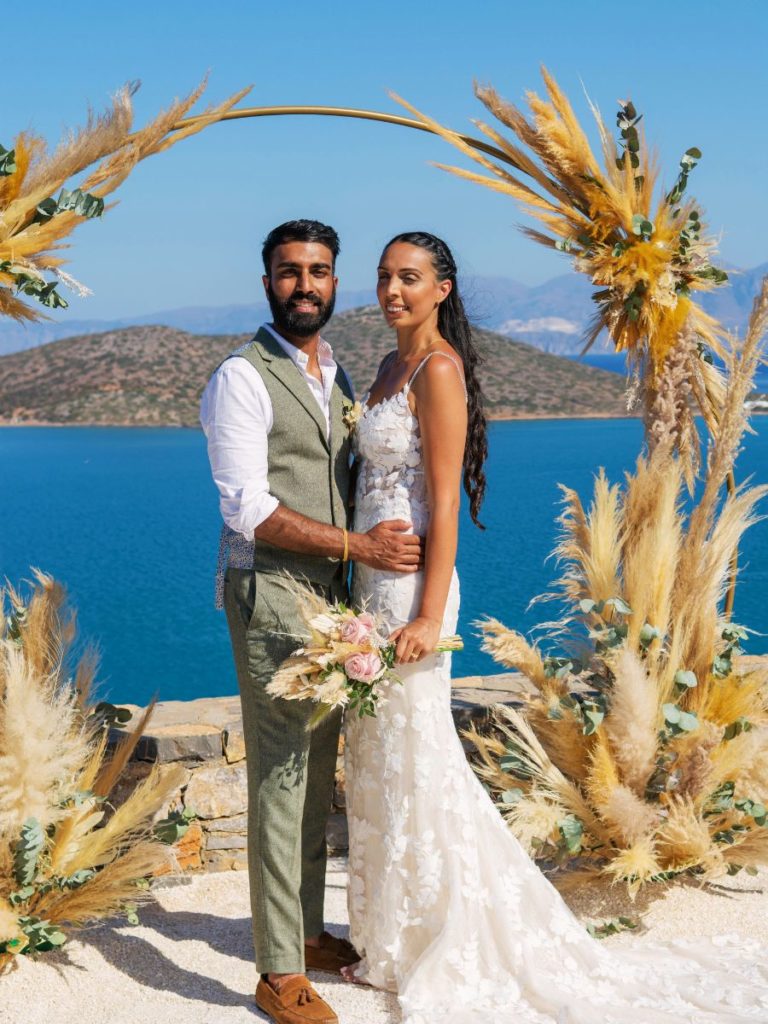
[1,419,767,707]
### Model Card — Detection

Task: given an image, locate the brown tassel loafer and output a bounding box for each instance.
[254,975,338,1024]
[304,931,359,975]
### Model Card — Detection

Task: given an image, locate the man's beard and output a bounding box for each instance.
[266,282,336,338]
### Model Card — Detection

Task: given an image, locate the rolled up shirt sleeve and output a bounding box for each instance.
[200,358,279,536]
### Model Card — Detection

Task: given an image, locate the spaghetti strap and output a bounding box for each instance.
[405,351,467,400]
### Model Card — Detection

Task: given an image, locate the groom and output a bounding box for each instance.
[201,220,421,1024]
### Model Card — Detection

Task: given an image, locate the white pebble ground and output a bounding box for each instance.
[2,860,766,1024]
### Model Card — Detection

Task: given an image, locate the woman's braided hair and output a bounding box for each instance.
[384,231,488,527]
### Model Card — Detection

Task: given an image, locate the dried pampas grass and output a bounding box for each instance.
[603,649,658,795]
[0,77,250,325]
[502,792,566,857]
[468,280,768,892]
[394,70,741,486]
[0,574,184,969]
[0,644,84,837]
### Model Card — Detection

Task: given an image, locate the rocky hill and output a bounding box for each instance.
[1,265,764,358]
[0,306,632,426]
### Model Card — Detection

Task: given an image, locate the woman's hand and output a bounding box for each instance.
[389,616,442,665]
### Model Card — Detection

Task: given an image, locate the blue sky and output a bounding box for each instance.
[5,0,767,318]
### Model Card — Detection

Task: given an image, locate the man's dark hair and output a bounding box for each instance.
[261,219,340,275]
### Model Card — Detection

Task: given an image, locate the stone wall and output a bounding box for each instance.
[111,673,529,872]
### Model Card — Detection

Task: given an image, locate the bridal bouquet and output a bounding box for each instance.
[266,586,462,730]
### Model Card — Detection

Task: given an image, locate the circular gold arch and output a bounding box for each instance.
[176,103,739,616]
[173,104,522,169]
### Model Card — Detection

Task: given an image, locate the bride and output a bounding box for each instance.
[342,230,768,1023]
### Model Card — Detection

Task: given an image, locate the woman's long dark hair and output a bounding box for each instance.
[384,231,488,527]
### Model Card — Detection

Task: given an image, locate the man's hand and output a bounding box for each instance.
[350,520,424,573]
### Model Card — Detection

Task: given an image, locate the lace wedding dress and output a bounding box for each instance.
[345,352,768,1024]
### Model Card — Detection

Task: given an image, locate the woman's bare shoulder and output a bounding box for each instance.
[416,349,466,391]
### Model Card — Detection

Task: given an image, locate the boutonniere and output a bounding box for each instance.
[342,398,363,435]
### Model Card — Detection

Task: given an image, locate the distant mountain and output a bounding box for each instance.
[0,306,632,426]
[0,289,375,356]
[1,265,764,357]
[468,264,768,354]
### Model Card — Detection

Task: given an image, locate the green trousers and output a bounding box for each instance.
[223,568,344,975]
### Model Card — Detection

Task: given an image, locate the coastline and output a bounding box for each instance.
[0,412,643,428]
[4,409,768,428]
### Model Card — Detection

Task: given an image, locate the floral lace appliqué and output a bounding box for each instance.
[345,367,768,1023]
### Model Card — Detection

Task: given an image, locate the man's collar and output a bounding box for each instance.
[262,323,335,367]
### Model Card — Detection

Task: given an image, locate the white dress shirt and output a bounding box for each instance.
[200,323,350,537]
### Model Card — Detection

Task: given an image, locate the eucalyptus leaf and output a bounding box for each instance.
[581,706,605,736]
[12,272,68,310]
[59,868,96,890]
[712,654,732,679]
[544,655,581,679]
[154,807,197,845]
[500,788,524,805]
[32,187,105,225]
[17,916,66,952]
[722,623,749,642]
[586,915,638,939]
[662,703,698,735]
[724,717,753,741]
[697,266,729,285]
[639,623,662,647]
[714,830,737,845]
[697,345,714,364]
[705,780,735,815]
[63,788,107,808]
[735,798,767,826]
[0,144,16,176]
[558,814,584,854]
[8,885,36,906]
[674,670,698,692]
[13,818,45,887]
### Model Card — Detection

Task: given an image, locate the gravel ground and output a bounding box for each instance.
[2,860,766,1024]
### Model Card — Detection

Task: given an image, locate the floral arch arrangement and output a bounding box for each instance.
[1,74,766,968]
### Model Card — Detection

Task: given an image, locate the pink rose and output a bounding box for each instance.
[344,651,383,683]
[341,612,375,644]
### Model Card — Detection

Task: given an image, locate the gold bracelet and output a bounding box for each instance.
[342,527,349,564]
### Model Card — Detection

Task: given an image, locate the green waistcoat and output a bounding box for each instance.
[231,326,353,586]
